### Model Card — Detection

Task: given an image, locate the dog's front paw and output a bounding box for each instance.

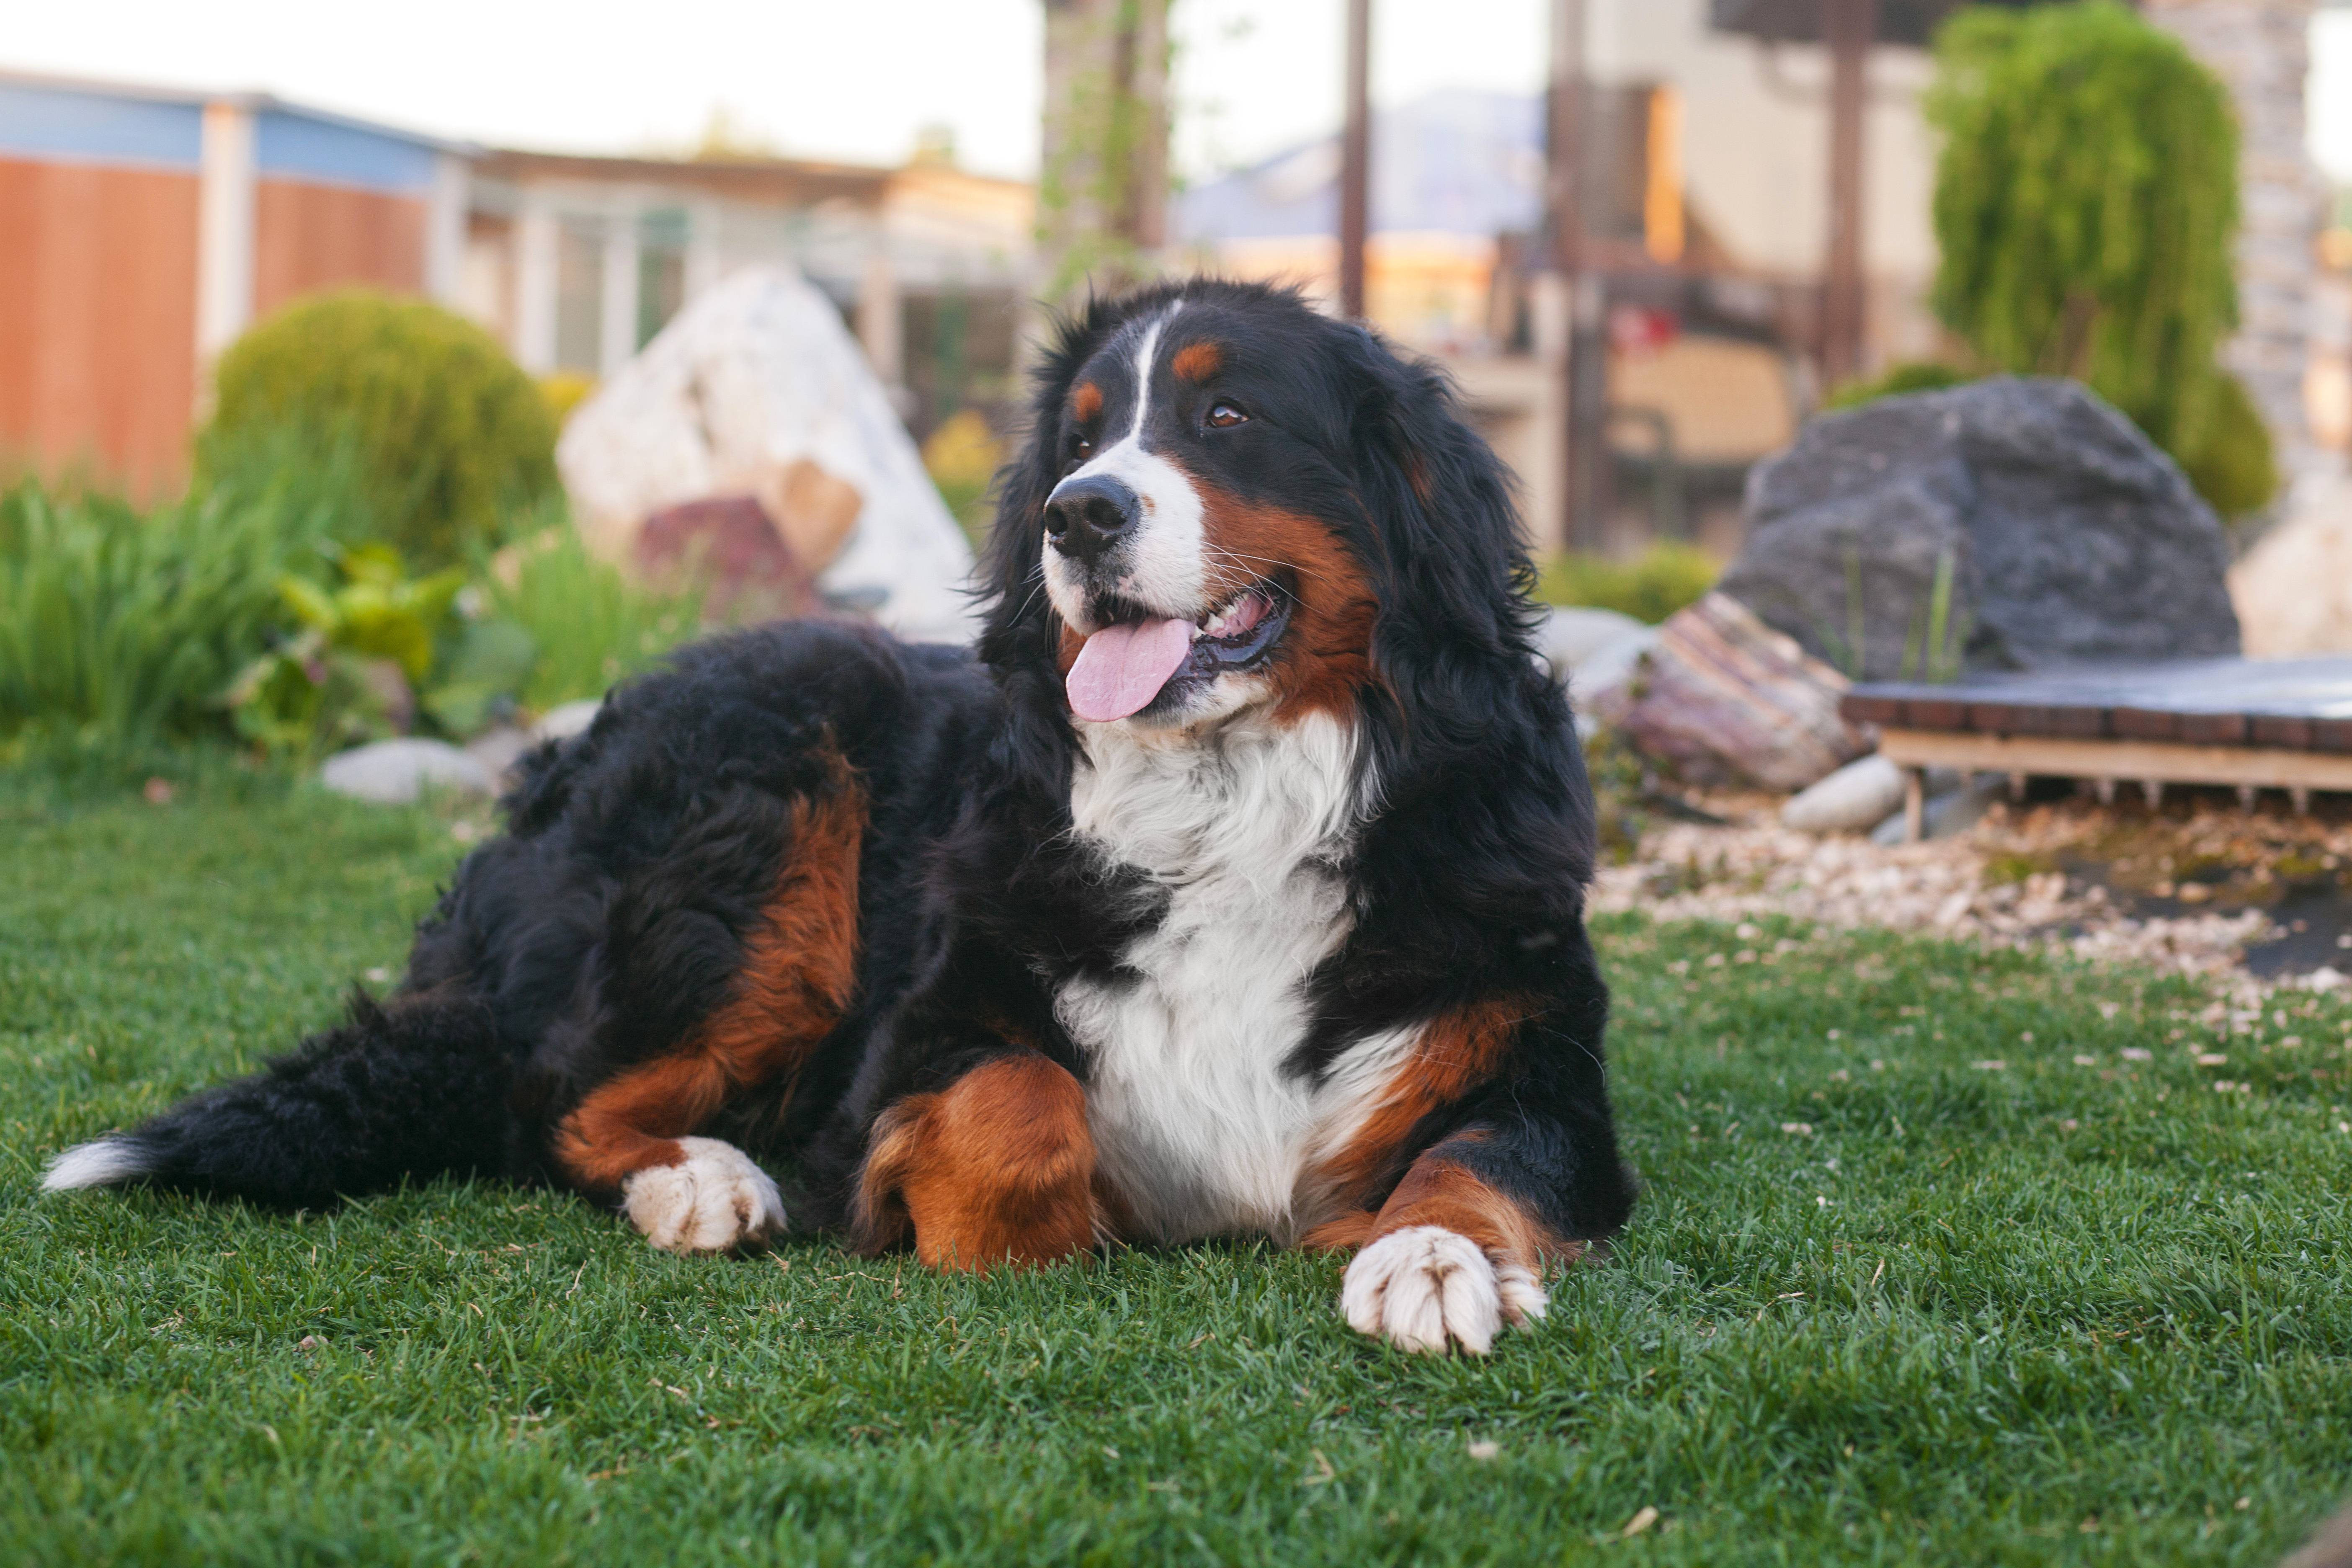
[622,1137,786,1254]
[1341,1225,1547,1355]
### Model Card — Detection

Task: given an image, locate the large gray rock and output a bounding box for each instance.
[319,739,493,805]
[1718,378,2239,681]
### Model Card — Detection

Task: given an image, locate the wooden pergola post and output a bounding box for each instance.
[1820,0,1877,387]
[1339,0,1372,320]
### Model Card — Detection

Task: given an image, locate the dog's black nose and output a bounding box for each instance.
[1044,474,1141,565]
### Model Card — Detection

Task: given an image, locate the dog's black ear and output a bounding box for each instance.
[1342,331,1597,906]
[1345,335,1546,754]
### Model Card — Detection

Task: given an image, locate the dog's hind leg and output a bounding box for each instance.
[552,778,864,1254]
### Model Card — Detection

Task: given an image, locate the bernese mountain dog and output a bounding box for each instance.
[46,280,1635,1355]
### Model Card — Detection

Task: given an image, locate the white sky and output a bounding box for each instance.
[1,0,2345,186]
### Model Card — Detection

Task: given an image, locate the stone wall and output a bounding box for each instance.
[2146,0,2325,484]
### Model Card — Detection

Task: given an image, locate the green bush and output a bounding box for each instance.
[203,291,558,569]
[1925,1,2277,516]
[1536,543,1719,625]
[2169,368,2278,521]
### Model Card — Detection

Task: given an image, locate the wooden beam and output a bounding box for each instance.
[1875,729,2352,794]
[1820,0,1875,387]
[1339,0,1371,320]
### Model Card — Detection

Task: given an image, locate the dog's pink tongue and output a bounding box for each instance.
[1067,617,1194,721]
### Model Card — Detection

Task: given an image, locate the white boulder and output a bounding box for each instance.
[320,740,494,805]
[557,266,978,645]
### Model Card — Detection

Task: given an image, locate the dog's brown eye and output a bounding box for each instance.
[1206,402,1248,429]
[1070,437,1094,467]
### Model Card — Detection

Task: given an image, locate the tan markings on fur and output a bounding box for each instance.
[1171,340,1222,383]
[1403,451,1433,506]
[1368,1155,1575,1272]
[1309,997,1529,1219]
[1186,476,1379,723]
[553,758,865,1196]
[1072,381,1104,423]
[1057,621,1086,678]
[851,1054,1106,1270]
[1300,1210,1379,1252]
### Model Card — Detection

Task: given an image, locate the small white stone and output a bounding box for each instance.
[319,740,493,805]
[530,699,603,744]
[1782,754,1907,835]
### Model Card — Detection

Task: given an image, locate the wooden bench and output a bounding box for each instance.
[1842,658,2352,841]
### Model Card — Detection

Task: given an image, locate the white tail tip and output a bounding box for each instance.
[42,1136,152,1192]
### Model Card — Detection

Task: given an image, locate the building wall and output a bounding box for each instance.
[0,156,201,495]
[254,179,427,318]
[1590,0,1943,376]
[0,75,453,497]
[0,80,208,496]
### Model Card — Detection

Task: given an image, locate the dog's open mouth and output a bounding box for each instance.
[1066,586,1290,722]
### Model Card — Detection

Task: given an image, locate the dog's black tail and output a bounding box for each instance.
[41,991,515,1210]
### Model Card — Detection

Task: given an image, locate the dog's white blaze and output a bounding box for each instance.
[1042,307,1209,633]
[1057,709,1410,1243]
[42,1136,151,1191]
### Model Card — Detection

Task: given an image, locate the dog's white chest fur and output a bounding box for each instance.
[1056,711,1410,1243]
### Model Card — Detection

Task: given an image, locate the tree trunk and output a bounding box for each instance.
[1037,0,1173,314]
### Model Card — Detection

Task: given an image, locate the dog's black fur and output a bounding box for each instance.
[54,280,1634,1290]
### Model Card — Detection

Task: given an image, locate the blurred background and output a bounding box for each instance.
[2,0,2349,787]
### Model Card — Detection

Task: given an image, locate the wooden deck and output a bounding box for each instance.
[1841,658,2352,839]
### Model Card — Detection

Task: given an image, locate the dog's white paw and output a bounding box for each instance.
[622,1137,786,1255]
[1341,1225,1547,1355]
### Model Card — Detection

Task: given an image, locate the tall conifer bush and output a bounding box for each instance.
[1926,1,2275,514]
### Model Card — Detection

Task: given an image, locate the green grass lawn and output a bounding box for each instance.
[4,784,2350,1566]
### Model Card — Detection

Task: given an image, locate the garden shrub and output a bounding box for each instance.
[204,291,559,569]
[1537,543,1718,624]
[1925,0,2277,517]
[537,372,598,429]
[2169,369,2277,521]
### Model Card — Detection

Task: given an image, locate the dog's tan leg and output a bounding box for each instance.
[851,1053,1106,1270]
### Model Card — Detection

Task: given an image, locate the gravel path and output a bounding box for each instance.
[1591,792,2352,1001]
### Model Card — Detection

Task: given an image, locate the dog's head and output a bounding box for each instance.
[981,279,1543,759]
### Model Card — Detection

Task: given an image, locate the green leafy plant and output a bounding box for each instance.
[203,290,559,569]
[480,521,704,713]
[0,469,338,777]
[225,544,467,758]
[1925,0,2277,517]
[1536,544,1719,625]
